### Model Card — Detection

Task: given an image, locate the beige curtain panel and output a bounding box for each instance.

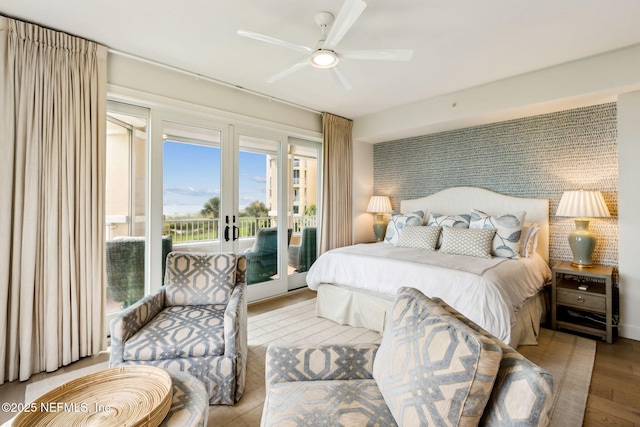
[0,16,107,384]
[320,112,353,254]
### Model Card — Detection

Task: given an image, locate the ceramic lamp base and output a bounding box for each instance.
[372,223,387,242]
[568,219,596,268]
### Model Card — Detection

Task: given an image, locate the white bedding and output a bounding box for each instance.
[306,243,552,344]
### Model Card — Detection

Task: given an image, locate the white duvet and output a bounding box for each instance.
[306,243,552,343]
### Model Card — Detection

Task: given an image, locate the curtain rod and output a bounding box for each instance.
[107,48,323,115]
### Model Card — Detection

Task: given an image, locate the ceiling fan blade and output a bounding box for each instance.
[237,29,314,54]
[340,49,414,61]
[330,67,352,90]
[267,59,310,83]
[323,0,367,50]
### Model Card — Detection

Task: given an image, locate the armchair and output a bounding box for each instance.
[105,235,172,309]
[261,287,554,426]
[244,227,292,285]
[288,227,317,273]
[110,252,247,405]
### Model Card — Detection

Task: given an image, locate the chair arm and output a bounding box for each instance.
[224,282,247,357]
[265,343,380,387]
[109,289,165,365]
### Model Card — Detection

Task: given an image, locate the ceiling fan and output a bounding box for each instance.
[237,0,413,90]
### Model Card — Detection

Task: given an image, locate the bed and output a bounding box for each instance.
[306,187,552,347]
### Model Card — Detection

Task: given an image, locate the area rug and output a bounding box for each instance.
[24,298,595,427]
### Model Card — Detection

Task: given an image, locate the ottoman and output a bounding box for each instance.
[161,369,208,427]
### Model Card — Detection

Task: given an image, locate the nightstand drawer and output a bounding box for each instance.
[556,288,605,312]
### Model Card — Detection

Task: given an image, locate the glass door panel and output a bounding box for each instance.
[287,141,320,290]
[237,132,287,300]
[162,121,224,254]
[105,105,148,319]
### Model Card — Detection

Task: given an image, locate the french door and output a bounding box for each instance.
[158,115,288,301]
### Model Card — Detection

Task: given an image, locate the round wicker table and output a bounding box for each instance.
[11,366,208,427]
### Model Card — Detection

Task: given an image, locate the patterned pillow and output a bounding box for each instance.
[439,227,496,259]
[396,226,441,250]
[470,209,526,259]
[427,213,471,248]
[373,287,503,426]
[384,211,425,246]
[519,223,540,258]
[430,297,554,427]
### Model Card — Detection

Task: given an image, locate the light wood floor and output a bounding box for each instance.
[1,287,638,426]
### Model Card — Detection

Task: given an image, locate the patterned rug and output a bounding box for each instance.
[23,298,595,427]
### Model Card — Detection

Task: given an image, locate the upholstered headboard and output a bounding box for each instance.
[400,187,549,263]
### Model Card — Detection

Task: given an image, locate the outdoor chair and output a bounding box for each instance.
[105,235,172,309]
[288,227,317,273]
[244,227,292,284]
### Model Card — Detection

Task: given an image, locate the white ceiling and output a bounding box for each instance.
[2,0,640,120]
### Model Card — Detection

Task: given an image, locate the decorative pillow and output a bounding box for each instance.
[384,211,426,246]
[373,287,503,426]
[427,213,471,248]
[396,226,441,250]
[430,297,554,427]
[470,209,526,259]
[439,227,496,259]
[520,223,540,258]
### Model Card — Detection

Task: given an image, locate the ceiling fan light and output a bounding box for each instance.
[310,50,338,68]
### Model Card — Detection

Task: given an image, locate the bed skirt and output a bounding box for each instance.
[315,283,546,347]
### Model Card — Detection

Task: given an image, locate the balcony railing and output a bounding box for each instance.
[163,215,317,244]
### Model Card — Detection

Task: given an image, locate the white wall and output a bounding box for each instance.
[618,91,640,341]
[352,139,374,244]
[353,44,640,341]
[108,53,322,134]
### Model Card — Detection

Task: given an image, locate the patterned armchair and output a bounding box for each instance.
[261,287,554,426]
[110,252,247,405]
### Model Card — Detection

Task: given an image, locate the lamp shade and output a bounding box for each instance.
[555,190,610,218]
[366,196,392,214]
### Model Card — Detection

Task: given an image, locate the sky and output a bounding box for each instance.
[163,141,267,216]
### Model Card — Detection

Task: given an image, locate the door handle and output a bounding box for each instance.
[224,225,230,242]
[233,225,239,241]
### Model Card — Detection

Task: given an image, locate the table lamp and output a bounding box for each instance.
[366,196,392,242]
[555,190,610,268]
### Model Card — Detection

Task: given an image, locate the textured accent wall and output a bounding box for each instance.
[373,103,618,270]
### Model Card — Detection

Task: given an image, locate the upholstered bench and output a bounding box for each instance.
[161,369,208,427]
[261,287,554,427]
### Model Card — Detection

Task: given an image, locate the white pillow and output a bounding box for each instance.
[384,211,425,246]
[439,227,496,259]
[396,226,441,250]
[469,209,526,259]
[427,213,471,248]
[520,223,540,258]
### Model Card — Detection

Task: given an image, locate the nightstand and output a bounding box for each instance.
[551,261,614,343]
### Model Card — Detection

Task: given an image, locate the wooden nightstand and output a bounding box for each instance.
[551,261,614,343]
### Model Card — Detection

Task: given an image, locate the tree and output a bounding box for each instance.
[200,197,220,218]
[245,200,269,218]
[304,204,317,216]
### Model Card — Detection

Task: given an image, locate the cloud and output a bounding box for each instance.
[251,176,267,183]
[164,186,220,197]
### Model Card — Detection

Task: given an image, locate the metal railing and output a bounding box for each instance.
[164,215,317,243]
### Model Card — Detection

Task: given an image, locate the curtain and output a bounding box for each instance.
[319,112,353,254]
[0,16,107,384]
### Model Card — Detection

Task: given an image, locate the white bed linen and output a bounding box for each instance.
[306,243,551,343]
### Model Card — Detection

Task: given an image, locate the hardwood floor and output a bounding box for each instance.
[583,336,640,426]
[1,287,638,426]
